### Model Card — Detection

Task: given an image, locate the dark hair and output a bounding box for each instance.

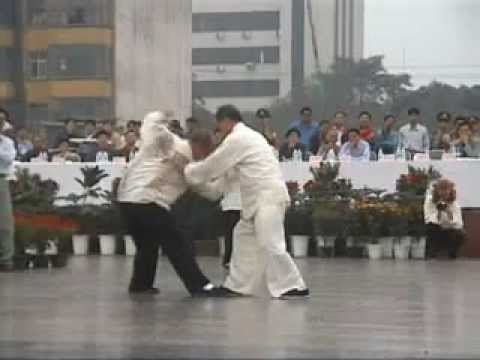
[95,130,109,139]
[300,107,312,115]
[334,110,347,117]
[455,115,467,124]
[437,112,451,122]
[216,105,243,123]
[127,120,138,127]
[0,107,10,122]
[408,107,420,116]
[358,111,372,120]
[348,128,360,136]
[457,121,471,130]
[256,108,271,119]
[384,114,395,122]
[286,127,301,138]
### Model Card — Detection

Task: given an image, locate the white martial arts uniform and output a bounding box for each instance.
[185,122,307,297]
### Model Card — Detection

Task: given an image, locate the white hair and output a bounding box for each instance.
[139,111,174,156]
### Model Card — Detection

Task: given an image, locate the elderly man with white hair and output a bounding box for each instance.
[117,111,222,296]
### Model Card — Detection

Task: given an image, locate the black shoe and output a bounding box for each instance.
[192,286,244,298]
[0,263,15,273]
[278,288,310,300]
[128,287,160,295]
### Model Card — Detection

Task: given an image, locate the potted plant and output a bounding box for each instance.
[14,212,78,268]
[285,182,312,258]
[59,166,110,255]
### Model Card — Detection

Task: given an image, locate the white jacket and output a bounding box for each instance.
[118,111,220,210]
[185,122,290,219]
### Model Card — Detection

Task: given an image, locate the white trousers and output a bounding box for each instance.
[224,202,307,298]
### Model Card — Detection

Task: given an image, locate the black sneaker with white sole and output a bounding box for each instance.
[193,286,244,298]
[278,288,310,299]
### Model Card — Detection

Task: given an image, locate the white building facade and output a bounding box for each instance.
[192,0,364,113]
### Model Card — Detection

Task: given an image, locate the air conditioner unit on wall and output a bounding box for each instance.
[245,62,256,72]
[241,31,252,40]
[216,65,226,74]
[216,32,226,41]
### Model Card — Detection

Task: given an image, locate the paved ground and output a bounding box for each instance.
[1,256,480,359]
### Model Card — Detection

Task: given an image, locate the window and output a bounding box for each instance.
[68,7,86,25]
[193,12,280,32]
[193,47,280,65]
[28,0,48,26]
[30,51,48,80]
[193,80,280,98]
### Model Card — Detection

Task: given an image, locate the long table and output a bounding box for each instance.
[14,159,480,208]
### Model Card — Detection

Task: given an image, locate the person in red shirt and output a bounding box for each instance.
[358,111,376,155]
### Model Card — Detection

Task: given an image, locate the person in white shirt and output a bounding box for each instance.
[424,179,465,259]
[185,105,309,299]
[398,107,430,159]
[339,129,371,161]
[117,111,223,297]
[0,111,16,271]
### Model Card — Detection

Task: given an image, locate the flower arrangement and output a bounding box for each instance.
[396,165,441,196]
[14,212,79,254]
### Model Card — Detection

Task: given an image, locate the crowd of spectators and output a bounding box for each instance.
[279,107,480,162]
[1,105,480,164]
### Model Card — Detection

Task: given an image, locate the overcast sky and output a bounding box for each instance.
[364,0,480,87]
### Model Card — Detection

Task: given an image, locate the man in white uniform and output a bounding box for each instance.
[185,105,309,299]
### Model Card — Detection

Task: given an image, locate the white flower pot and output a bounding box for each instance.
[290,235,309,258]
[124,235,136,256]
[218,236,225,257]
[99,235,116,255]
[400,236,413,247]
[380,237,395,259]
[367,244,383,260]
[411,237,426,259]
[316,235,335,248]
[394,244,410,260]
[72,235,89,255]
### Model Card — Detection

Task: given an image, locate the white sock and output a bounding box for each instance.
[203,283,214,291]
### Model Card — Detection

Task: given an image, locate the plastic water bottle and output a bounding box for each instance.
[378,148,384,161]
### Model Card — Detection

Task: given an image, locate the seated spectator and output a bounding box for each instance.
[358,111,377,157]
[315,127,340,160]
[469,116,480,142]
[279,128,309,162]
[257,108,279,148]
[99,119,124,150]
[83,120,97,139]
[82,130,113,162]
[424,179,465,259]
[398,108,430,158]
[126,120,141,135]
[15,128,33,159]
[309,120,330,154]
[332,111,348,145]
[54,118,81,148]
[431,112,453,151]
[0,108,13,137]
[376,114,399,155]
[51,139,81,162]
[21,135,51,162]
[114,130,139,162]
[339,129,370,161]
[451,121,480,158]
[169,119,185,138]
[288,107,319,147]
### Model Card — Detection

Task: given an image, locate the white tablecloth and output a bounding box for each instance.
[15,159,480,208]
